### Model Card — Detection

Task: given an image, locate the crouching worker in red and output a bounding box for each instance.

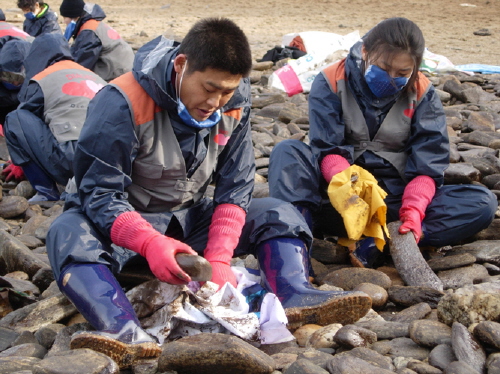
[46,17,371,368]
[3,33,106,201]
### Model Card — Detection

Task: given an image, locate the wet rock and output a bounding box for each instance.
[326,353,394,374]
[17,234,44,249]
[252,131,275,147]
[333,324,377,349]
[0,342,47,358]
[12,330,38,346]
[406,359,442,374]
[409,319,452,348]
[472,320,500,350]
[376,266,405,286]
[473,219,500,240]
[384,302,432,323]
[270,352,297,371]
[255,103,286,119]
[388,221,443,291]
[1,275,40,297]
[311,239,349,265]
[278,103,307,124]
[486,353,500,373]
[443,77,467,102]
[428,343,456,371]
[443,360,481,374]
[352,283,388,309]
[443,163,481,184]
[293,324,322,347]
[437,282,500,326]
[305,323,342,349]
[482,174,500,189]
[462,111,496,131]
[437,264,489,289]
[284,358,329,374]
[252,61,274,71]
[34,324,65,351]
[0,230,50,278]
[32,348,119,374]
[449,240,500,265]
[296,348,333,370]
[0,294,77,333]
[32,267,55,293]
[47,323,91,357]
[344,346,395,371]
[19,215,49,237]
[386,337,430,361]
[388,285,444,308]
[0,326,19,351]
[354,320,409,339]
[427,253,477,272]
[0,196,29,218]
[158,333,276,373]
[451,322,486,374]
[9,181,35,199]
[320,267,392,290]
[0,356,41,373]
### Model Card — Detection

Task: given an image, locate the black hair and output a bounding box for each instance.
[17,0,43,11]
[178,17,252,78]
[362,17,425,93]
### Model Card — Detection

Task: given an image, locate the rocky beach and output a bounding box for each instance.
[1,0,500,373]
[0,56,499,374]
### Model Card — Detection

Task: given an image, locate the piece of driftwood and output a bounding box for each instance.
[388,221,443,292]
[175,253,212,282]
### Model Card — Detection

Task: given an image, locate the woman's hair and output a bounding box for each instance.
[362,17,425,93]
[178,17,252,78]
[17,0,41,11]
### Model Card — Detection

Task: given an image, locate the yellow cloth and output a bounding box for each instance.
[327,165,389,250]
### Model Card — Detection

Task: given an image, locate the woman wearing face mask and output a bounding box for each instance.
[17,0,61,37]
[268,17,497,267]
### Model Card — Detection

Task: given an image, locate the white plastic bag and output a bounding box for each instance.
[268,30,360,96]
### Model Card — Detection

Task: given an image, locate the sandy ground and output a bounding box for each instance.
[1,0,500,66]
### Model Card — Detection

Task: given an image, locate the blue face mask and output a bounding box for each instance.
[64,20,77,40]
[24,12,36,20]
[364,64,410,98]
[177,99,221,129]
[176,61,221,129]
[1,81,21,91]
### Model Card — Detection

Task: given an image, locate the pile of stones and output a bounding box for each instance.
[0,61,499,374]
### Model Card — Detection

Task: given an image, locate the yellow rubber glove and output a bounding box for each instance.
[327,165,389,250]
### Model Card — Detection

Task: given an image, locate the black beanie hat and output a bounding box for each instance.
[60,0,85,18]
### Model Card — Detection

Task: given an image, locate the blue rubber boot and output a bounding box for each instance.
[58,263,161,368]
[294,204,315,277]
[257,237,372,330]
[294,204,313,232]
[349,237,385,268]
[21,162,60,202]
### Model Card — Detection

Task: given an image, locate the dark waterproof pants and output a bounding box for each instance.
[268,139,498,247]
[46,197,313,281]
[4,109,76,185]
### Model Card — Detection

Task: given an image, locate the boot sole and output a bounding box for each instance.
[70,333,162,369]
[284,293,372,330]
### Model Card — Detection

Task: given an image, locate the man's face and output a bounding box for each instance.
[174,55,242,122]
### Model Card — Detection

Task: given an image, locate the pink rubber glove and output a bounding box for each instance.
[2,161,25,182]
[204,204,246,290]
[321,154,350,183]
[111,211,197,284]
[399,175,436,243]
